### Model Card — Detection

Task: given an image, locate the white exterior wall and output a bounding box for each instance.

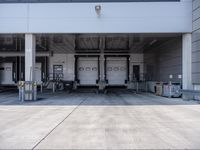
[0,0,192,33]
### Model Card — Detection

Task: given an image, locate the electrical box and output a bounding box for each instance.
[163,84,181,98]
[155,83,163,96]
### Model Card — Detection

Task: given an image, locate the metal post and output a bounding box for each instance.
[18,81,25,102]
[40,83,43,93]
[145,81,148,92]
[136,82,139,93]
[33,81,37,100]
[53,82,55,93]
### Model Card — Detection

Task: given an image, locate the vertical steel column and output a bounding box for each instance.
[98,56,100,82]
[19,56,21,80]
[104,56,107,82]
[74,56,78,82]
[99,54,104,81]
[126,56,130,82]
[45,56,48,82]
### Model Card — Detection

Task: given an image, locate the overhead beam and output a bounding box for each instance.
[75,53,130,56]
[0,52,50,57]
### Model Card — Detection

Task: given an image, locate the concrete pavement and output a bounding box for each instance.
[0,91,200,149]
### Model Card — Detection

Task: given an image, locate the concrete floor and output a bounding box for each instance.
[0,90,200,149]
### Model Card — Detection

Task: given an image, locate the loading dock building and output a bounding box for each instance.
[0,0,199,99]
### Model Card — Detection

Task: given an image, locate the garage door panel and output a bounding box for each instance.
[106,58,127,85]
[0,63,14,85]
[78,57,98,85]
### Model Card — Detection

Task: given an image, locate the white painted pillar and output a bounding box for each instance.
[182,33,192,90]
[25,34,36,82]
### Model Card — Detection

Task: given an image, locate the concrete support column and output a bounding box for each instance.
[182,33,192,90]
[25,34,36,82]
[99,36,106,91]
[98,54,106,90]
[99,54,105,81]
[99,36,105,82]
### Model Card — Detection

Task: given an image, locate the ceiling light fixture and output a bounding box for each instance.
[149,39,157,46]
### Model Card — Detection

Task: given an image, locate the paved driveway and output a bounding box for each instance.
[0,91,200,149]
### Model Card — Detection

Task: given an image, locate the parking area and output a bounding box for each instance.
[0,91,200,149]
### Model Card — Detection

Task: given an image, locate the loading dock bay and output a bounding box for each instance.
[0,33,199,149]
[0,33,188,96]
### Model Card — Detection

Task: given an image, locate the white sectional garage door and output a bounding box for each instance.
[106,57,127,85]
[78,57,98,85]
[0,63,14,85]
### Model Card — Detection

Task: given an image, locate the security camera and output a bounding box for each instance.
[95,5,101,16]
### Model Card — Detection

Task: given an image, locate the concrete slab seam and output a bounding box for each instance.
[31,97,88,150]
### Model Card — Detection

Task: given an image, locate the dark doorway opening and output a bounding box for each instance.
[133,65,140,81]
[53,65,63,80]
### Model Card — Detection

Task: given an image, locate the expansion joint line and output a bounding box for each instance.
[31,97,88,150]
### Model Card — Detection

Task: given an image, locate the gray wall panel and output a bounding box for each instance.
[192,51,200,62]
[192,62,200,73]
[192,29,200,42]
[192,74,200,83]
[144,38,182,83]
[193,17,200,31]
[192,40,200,52]
[144,53,157,80]
[156,38,182,82]
[193,0,200,10]
[193,7,200,21]
[192,0,200,84]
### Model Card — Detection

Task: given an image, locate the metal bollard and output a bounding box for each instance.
[18,81,25,102]
[136,82,139,93]
[145,82,148,92]
[23,81,37,101]
[40,83,43,93]
[33,82,37,101]
[53,82,56,93]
